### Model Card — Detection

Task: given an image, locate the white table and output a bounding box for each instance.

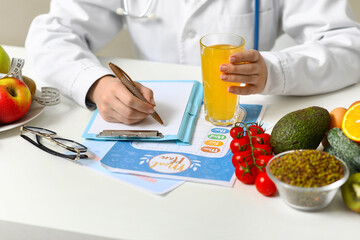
[1,45,359,240]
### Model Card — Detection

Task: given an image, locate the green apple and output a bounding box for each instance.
[0,77,32,124]
[0,45,11,74]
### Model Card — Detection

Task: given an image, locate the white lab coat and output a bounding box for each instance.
[25,0,360,108]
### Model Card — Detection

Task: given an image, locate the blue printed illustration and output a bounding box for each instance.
[100,104,265,186]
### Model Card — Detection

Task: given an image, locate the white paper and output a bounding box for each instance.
[88,81,194,136]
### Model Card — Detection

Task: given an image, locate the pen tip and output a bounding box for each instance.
[152,112,164,125]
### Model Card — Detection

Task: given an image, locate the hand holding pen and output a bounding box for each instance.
[109,62,163,125]
[86,65,159,125]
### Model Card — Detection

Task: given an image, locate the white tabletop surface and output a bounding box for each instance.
[1,45,359,240]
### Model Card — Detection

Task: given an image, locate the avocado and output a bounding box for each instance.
[341,173,360,213]
[270,106,330,154]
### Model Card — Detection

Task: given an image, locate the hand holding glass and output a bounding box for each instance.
[200,33,245,126]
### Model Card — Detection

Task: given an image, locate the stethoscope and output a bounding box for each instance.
[116,0,156,20]
[116,0,260,50]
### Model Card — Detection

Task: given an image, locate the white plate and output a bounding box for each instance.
[0,99,45,132]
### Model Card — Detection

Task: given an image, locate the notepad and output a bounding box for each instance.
[82,80,203,144]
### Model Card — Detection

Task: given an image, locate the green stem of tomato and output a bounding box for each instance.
[243,122,265,174]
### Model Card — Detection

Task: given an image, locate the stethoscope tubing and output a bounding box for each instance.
[254,0,259,50]
[123,0,153,18]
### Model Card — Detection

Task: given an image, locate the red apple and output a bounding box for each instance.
[0,77,32,124]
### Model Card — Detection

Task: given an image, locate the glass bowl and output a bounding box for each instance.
[266,150,349,211]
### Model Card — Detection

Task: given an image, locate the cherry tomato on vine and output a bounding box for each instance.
[230,136,250,153]
[235,162,258,184]
[255,172,277,196]
[252,143,272,156]
[252,133,271,144]
[232,150,252,167]
[255,155,273,166]
[230,126,244,139]
[254,159,266,174]
[248,125,264,136]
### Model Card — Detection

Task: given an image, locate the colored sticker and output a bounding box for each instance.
[211,128,230,134]
[208,134,227,140]
[204,140,224,147]
[201,146,221,153]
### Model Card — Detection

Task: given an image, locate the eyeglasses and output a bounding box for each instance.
[20,125,88,161]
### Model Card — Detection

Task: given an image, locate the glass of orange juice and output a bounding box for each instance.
[200,33,245,126]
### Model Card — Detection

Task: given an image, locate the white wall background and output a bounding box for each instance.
[1,0,359,58]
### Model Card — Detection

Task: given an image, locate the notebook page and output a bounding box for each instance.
[87,81,195,136]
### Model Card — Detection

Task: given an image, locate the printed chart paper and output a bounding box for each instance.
[78,140,184,195]
[101,104,265,187]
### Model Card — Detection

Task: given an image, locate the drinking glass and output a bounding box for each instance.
[200,33,245,126]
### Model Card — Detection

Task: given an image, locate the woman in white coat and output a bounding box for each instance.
[25,0,360,124]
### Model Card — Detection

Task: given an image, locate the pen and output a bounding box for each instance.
[108,62,164,125]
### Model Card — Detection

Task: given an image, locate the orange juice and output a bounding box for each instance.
[200,37,245,126]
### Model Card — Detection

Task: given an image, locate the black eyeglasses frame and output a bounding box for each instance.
[20,125,88,161]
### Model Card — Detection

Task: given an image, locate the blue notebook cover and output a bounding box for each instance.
[82,80,203,144]
[100,104,265,187]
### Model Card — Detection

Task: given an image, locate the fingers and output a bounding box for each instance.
[90,76,156,124]
[228,85,259,95]
[99,106,149,124]
[117,82,155,115]
[219,49,268,95]
[220,63,260,79]
[229,49,260,63]
[134,81,156,106]
[96,86,152,124]
[221,73,258,85]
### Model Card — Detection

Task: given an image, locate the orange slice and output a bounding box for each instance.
[342,102,360,142]
[349,100,360,108]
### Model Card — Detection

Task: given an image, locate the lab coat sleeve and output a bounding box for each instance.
[25,0,123,108]
[261,0,360,96]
